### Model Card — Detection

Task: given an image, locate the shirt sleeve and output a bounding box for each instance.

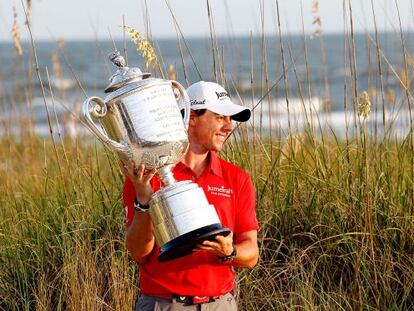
[233,173,259,234]
[122,177,136,227]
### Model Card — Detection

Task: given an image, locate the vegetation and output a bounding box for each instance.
[0,139,136,310]
[1,0,414,310]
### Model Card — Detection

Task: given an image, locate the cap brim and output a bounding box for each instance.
[207,100,251,122]
[231,108,251,122]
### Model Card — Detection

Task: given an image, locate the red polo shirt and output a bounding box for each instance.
[123,151,258,297]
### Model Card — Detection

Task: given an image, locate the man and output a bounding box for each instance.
[121,81,259,311]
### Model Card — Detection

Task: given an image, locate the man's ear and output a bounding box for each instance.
[189,110,197,127]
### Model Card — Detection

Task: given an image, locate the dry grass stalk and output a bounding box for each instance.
[122,25,158,69]
[11,7,23,56]
[279,133,303,164]
[25,0,32,26]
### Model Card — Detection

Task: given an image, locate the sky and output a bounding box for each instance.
[0,0,413,42]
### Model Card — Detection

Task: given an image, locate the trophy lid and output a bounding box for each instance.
[105,51,151,93]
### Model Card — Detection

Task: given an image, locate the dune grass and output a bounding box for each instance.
[1,128,414,310]
[2,1,414,310]
[0,139,137,310]
[225,130,414,310]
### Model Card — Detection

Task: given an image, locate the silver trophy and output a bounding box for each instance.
[83,52,230,261]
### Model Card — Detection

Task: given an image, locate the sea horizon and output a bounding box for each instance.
[1,31,414,139]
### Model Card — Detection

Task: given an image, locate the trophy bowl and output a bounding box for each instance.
[82,52,230,261]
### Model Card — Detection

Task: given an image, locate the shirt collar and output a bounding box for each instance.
[209,151,222,177]
[175,151,222,177]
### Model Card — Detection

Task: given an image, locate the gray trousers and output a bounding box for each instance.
[134,293,237,311]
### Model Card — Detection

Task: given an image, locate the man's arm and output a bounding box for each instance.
[121,161,157,263]
[125,212,155,263]
[232,230,259,269]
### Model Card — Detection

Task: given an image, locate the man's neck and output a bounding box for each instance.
[182,147,211,178]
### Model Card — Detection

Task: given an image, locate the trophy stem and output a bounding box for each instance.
[157,166,176,186]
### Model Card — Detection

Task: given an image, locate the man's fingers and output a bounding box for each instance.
[118,161,156,188]
[136,164,146,178]
[141,168,157,182]
[150,168,157,177]
[200,240,217,247]
[119,160,136,179]
[215,234,232,244]
[194,243,215,251]
[215,235,226,243]
[119,160,127,173]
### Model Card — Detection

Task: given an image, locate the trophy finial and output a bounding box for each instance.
[105,51,151,93]
[109,51,126,68]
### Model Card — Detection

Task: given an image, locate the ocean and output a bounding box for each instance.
[1,32,413,139]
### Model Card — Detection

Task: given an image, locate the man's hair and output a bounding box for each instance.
[180,109,207,118]
[193,109,207,116]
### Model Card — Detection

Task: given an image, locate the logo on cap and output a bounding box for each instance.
[190,99,206,106]
[215,91,228,100]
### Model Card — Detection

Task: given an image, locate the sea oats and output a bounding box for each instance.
[167,64,177,80]
[398,68,410,89]
[368,86,376,99]
[311,0,322,39]
[57,38,65,49]
[122,25,158,70]
[358,91,371,119]
[11,7,23,56]
[312,16,321,26]
[310,29,321,39]
[51,51,63,81]
[312,0,319,13]
[406,53,414,72]
[386,87,395,105]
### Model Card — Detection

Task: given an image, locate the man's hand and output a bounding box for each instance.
[119,160,156,204]
[194,232,234,257]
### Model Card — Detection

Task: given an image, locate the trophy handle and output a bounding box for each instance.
[82,96,130,156]
[171,80,190,130]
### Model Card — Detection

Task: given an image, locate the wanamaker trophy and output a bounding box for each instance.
[82,52,230,261]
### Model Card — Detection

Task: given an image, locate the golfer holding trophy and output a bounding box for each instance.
[83,52,259,310]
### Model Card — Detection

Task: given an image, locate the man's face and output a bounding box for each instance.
[189,110,233,152]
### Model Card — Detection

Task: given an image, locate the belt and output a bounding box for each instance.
[173,294,220,305]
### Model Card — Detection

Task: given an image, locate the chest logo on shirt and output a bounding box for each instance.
[207,185,233,198]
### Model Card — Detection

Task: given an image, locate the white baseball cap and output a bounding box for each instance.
[186,81,251,122]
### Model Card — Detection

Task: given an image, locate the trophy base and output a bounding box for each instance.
[158,224,231,262]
